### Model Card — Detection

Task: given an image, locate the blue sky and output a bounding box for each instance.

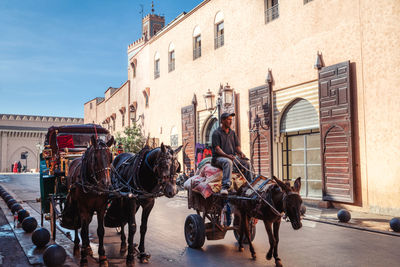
[0,0,202,118]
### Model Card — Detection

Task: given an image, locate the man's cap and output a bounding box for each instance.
[220,112,235,120]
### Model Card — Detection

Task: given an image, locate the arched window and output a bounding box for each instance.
[193,26,201,60]
[168,43,175,72]
[280,98,321,198]
[214,11,224,49]
[154,52,160,79]
[130,59,137,78]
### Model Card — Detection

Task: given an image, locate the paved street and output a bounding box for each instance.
[1,174,399,267]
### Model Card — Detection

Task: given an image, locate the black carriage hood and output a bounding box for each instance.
[44,124,110,153]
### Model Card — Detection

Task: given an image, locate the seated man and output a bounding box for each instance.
[211,112,253,195]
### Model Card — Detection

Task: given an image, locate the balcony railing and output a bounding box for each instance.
[214,34,224,49]
[168,61,175,72]
[193,47,201,60]
[154,70,160,79]
[265,4,279,24]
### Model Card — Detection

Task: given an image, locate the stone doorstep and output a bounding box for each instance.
[0,184,78,266]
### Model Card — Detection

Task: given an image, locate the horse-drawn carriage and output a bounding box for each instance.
[184,161,304,266]
[39,124,110,240]
[184,168,261,249]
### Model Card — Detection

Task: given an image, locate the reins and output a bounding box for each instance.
[233,159,283,217]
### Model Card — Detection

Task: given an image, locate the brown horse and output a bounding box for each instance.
[67,135,113,267]
[106,143,182,267]
[233,176,302,267]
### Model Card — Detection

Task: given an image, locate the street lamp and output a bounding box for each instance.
[203,84,235,122]
[221,84,234,108]
[204,89,215,111]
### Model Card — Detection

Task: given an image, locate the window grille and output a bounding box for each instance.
[169,51,175,72]
[154,59,160,79]
[193,35,201,60]
[215,22,224,49]
[265,4,279,23]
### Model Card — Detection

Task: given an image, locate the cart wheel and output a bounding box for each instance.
[49,198,57,240]
[184,214,205,249]
[233,216,256,244]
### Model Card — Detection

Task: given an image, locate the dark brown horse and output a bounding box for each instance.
[106,143,182,267]
[234,176,302,267]
[67,135,114,267]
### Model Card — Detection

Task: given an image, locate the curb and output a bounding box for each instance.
[0,183,78,266]
[302,216,400,237]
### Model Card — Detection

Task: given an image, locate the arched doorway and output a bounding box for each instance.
[280,98,322,198]
[203,117,218,146]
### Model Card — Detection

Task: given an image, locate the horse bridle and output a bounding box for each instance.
[282,191,300,219]
[82,144,112,190]
[144,149,178,190]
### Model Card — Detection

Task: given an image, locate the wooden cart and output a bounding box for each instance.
[184,186,257,249]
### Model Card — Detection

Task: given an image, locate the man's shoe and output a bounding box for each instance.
[220,189,229,195]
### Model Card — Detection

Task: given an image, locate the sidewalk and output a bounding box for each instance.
[301,205,399,237]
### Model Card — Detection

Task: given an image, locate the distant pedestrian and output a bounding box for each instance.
[17,161,22,173]
[13,162,18,173]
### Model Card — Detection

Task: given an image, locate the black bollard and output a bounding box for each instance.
[17,209,30,223]
[43,244,67,266]
[22,217,38,233]
[337,209,351,223]
[32,228,50,248]
[11,203,23,214]
[389,217,400,232]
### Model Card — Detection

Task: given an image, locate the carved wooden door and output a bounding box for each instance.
[318,61,354,203]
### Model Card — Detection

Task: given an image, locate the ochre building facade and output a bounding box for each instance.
[0,114,83,172]
[84,0,400,216]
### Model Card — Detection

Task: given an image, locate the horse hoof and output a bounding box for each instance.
[120,246,127,255]
[251,253,257,260]
[275,259,283,267]
[266,252,273,260]
[238,247,244,252]
[138,253,151,263]
[126,261,135,267]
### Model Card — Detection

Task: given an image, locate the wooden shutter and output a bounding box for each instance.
[318,61,354,203]
[249,85,273,177]
[181,105,196,173]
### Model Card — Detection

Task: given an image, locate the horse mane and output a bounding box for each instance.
[80,145,93,182]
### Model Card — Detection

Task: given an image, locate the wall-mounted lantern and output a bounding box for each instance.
[222,84,234,107]
[204,89,215,111]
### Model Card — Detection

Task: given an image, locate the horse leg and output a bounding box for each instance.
[74,229,80,256]
[120,222,127,255]
[273,220,283,267]
[97,209,108,267]
[264,220,275,261]
[126,199,137,267]
[244,215,256,259]
[138,200,154,263]
[80,216,90,267]
[237,214,244,252]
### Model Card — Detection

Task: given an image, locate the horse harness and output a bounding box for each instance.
[75,144,112,195]
[110,147,176,199]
